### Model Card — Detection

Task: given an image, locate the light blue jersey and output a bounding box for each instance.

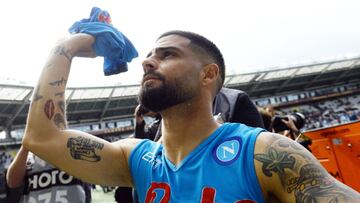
[129,123,265,203]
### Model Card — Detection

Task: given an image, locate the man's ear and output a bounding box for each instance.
[201,63,219,86]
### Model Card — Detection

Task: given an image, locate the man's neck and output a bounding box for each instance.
[160,100,220,166]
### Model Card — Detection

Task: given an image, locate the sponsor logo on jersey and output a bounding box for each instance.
[142,151,162,169]
[213,137,242,165]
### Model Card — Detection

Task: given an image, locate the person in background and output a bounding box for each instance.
[114,186,133,203]
[279,116,312,152]
[265,105,276,117]
[213,87,264,128]
[22,31,360,202]
[6,146,91,202]
[258,106,312,152]
[349,110,359,121]
[134,104,162,141]
[257,107,273,131]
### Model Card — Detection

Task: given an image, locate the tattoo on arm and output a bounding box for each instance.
[54,46,72,61]
[55,91,65,97]
[49,77,67,86]
[287,164,347,202]
[67,136,104,162]
[54,113,67,129]
[58,101,65,114]
[44,99,55,120]
[255,134,360,202]
[254,146,295,186]
[33,85,43,102]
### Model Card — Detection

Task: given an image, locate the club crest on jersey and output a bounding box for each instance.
[213,137,242,165]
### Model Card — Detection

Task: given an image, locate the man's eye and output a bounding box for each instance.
[162,51,174,58]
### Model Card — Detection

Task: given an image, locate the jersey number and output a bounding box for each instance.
[29,190,68,203]
[145,183,254,203]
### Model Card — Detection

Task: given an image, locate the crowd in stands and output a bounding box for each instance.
[278,94,360,130]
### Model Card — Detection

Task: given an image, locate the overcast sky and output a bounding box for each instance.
[1,0,360,87]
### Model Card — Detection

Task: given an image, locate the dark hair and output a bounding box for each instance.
[158,30,225,93]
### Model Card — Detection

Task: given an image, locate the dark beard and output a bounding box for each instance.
[139,75,196,112]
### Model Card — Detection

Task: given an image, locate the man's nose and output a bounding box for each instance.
[142,58,158,73]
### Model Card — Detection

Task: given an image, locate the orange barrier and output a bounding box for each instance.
[304,120,360,192]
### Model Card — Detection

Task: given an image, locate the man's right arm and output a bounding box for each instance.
[22,34,140,187]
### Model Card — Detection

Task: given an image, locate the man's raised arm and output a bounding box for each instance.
[254,132,360,202]
[22,34,139,187]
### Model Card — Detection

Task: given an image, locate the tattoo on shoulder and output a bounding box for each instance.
[255,134,360,202]
[254,135,302,180]
[54,46,72,61]
[67,136,104,162]
[278,138,303,150]
[255,147,296,177]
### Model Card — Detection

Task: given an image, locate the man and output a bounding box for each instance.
[6,147,91,203]
[23,31,360,202]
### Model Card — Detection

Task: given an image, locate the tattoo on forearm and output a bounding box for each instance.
[49,77,67,86]
[44,99,55,120]
[33,85,43,101]
[67,136,104,162]
[58,101,65,114]
[54,46,72,61]
[55,91,65,97]
[53,113,66,129]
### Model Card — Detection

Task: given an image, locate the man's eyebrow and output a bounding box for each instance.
[146,46,182,58]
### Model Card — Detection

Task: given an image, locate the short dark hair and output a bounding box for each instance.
[158,30,225,93]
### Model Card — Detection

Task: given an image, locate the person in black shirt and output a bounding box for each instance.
[213,87,264,128]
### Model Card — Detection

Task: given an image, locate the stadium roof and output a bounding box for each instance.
[1,57,360,130]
